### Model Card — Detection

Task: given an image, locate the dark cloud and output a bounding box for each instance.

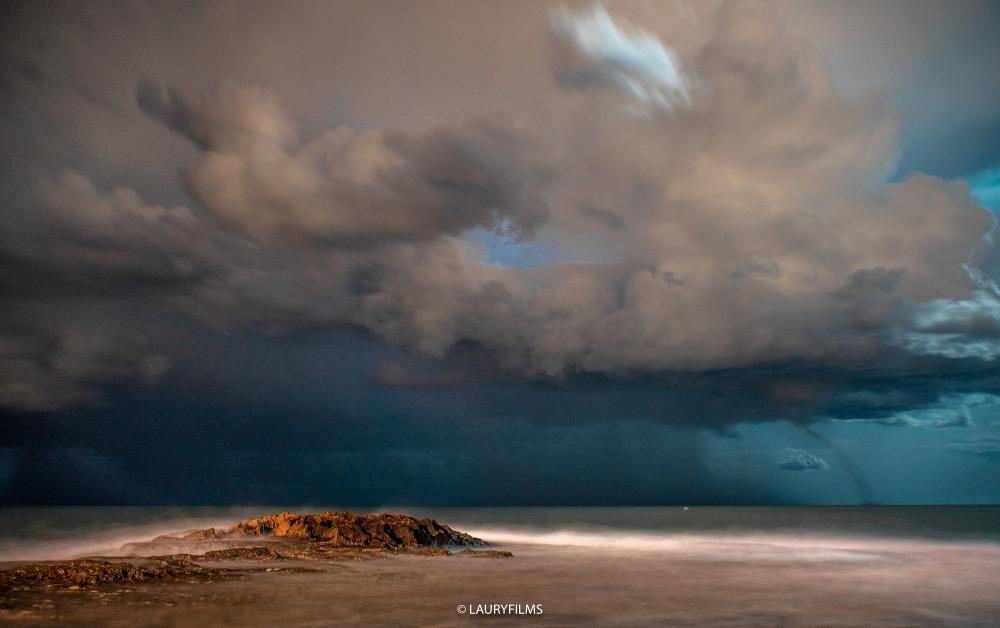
[578,204,626,229]
[0,328,771,506]
[0,1,999,505]
[135,81,214,150]
[0,302,171,412]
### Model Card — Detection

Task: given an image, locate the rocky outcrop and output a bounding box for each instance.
[0,512,500,593]
[175,512,485,549]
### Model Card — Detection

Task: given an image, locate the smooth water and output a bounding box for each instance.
[1,505,998,560]
[1,506,998,626]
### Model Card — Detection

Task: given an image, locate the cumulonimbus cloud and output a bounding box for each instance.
[1,1,997,412]
[136,82,551,248]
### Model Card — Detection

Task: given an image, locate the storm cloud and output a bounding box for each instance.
[1,0,999,504]
[136,81,551,247]
[0,0,995,404]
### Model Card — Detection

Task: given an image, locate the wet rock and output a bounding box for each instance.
[0,512,500,595]
[175,512,485,549]
[0,557,234,589]
[193,546,285,561]
[458,549,514,559]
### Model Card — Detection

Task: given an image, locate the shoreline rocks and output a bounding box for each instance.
[174,512,486,549]
[0,557,233,588]
[0,512,502,592]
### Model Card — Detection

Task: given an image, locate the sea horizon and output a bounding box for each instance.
[3,504,998,562]
[2,505,998,625]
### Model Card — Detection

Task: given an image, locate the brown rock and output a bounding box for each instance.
[181,512,485,549]
[0,557,232,589]
[0,512,497,593]
[458,549,514,558]
[197,546,284,561]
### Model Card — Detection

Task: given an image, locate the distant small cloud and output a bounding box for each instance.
[777,448,829,471]
[948,436,1000,456]
[876,409,973,429]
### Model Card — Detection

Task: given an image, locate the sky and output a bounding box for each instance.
[1,0,1000,505]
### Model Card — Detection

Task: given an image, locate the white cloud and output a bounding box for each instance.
[549,3,690,109]
[778,449,829,471]
[894,266,1000,361]
[834,393,1000,429]
[949,436,1000,455]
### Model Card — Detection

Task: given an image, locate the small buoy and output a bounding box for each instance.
[682,506,689,511]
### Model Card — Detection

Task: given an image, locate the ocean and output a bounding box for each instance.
[1,506,998,626]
